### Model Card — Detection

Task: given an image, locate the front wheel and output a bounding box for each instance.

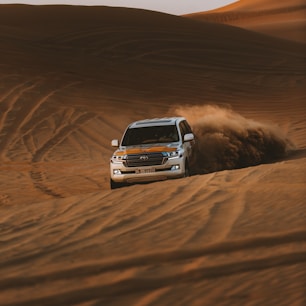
[184,160,190,177]
[110,179,124,189]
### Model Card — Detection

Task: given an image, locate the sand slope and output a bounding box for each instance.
[186,0,306,43]
[0,4,305,306]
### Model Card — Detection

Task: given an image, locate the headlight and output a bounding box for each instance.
[112,154,127,162]
[164,151,180,158]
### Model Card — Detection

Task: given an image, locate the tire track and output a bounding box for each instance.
[1,251,306,306]
[32,111,96,162]
[30,165,63,198]
[201,190,246,242]
[180,174,248,271]
[104,178,220,243]
[0,80,41,158]
[0,74,95,198]
[22,133,36,156]
[29,111,96,198]
[183,170,247,244]
[7,90,59,151]
[85,178,214,250]
[5,81,81,155]
[21,108,68,153]
[0,81,32,104]
[0,78,92,198]
[1,228,305,288]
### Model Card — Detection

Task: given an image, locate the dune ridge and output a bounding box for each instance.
[186,0,306,43]
[0,3,305,305]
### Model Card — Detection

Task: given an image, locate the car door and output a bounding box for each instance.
[179,121,194,159]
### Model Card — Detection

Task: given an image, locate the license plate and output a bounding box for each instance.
[136,168,155,174]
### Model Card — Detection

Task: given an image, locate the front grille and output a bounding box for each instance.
[124,152,166,167]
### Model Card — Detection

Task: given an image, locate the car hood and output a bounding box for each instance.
[115,143,178,156]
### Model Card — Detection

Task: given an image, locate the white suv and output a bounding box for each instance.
[110,117,195,189]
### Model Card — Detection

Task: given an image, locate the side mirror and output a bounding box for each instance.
[111,139,119,147]
[183,133,194,142]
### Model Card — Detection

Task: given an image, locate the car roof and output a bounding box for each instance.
[128,117,185,128]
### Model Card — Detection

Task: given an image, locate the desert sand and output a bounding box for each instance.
[0,1,305,305]
[186,0,306,43]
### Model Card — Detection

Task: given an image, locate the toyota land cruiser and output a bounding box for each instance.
[110,117,195,189]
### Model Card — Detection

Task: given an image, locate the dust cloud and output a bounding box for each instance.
[175,105,295,174]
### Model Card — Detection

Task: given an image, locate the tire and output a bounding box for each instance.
[110,179,123,189]
[184,160,190,177]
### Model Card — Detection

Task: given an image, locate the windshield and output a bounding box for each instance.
[122,125,179,146]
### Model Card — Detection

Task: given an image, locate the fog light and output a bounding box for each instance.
[171,165,180,171]
[113,169,122,175]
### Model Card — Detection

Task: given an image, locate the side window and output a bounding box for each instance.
[182,120,192,134]
[179,121,187,139]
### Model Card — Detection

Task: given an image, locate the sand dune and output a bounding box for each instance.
[186,0,306,43]
[0,3,305,306]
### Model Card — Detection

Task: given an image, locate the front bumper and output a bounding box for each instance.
[110,157,185,184]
